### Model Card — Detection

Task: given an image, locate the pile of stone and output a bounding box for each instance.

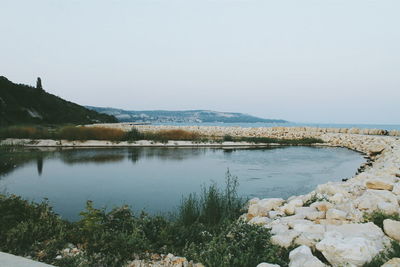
[245,132,400,266]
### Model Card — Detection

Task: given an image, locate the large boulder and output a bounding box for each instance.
[326,209,347,221]
[288,245,325,267]
[383,219,400,242]
[271,230,300,248]
[256,263,280,267]
[382,258,400,267]
[316,223,389,266]
[248,198,284,217]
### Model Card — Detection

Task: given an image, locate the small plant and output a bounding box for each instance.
[363,211,400,229]
[303,193,328,207]
[223,135,234,142]
[125,127,144,141]
[363,241,400,267]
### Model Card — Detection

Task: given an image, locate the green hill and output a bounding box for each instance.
[0,76,117,126]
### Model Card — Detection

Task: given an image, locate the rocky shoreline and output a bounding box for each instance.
[2,125,400,266]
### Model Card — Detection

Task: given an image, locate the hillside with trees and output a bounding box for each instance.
[0,76,117,126]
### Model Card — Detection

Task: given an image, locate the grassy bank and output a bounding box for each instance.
[0,172,291,267]
[0,126,324,145]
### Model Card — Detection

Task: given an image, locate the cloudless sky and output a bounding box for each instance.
[1,0,399,124]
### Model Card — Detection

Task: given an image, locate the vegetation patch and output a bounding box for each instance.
[1,126,324,145]
[0,172,291,267]
[363,241,400,267]
[363,211,400,229]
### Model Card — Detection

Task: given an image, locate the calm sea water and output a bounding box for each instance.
[154,122,400,130]
[0,147,365,220]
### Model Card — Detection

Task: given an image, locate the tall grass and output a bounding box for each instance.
[178,170,245,227]
[0,126,324,145]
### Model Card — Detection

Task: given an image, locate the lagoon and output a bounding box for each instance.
[0,146,365,220]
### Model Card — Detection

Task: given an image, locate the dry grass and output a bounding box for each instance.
[151,129,201,141]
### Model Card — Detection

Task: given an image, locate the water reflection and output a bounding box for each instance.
[1,147,214,176]
[0,146,365,220]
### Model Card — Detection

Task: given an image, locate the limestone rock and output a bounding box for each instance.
[271,224,289,235]
[271,230,300,248]
[316,223,388,266]
[378,202,399,215]
[326,209,347,221]
[305,211,326,221]
[392,183,400,195]
[382,258,400,267]
[256,263,281,267]
[288,245,325,267]
[383,219,400,241]
[310,201,333,212]
[255,198,285,216]
[366,179,394,190]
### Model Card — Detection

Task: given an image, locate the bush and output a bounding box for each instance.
[184,222,290,267]
[178,170,246,227]
[124,127,144,141]
[223,135,234,142]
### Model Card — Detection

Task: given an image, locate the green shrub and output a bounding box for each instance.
[223,135,234,142]
[363,241,400,267]
[184,222,290,267]
[363,211,400,229]
[0,172,288,267]
[124,127,144,141]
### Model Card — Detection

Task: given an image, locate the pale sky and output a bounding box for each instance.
[1,0,399,124]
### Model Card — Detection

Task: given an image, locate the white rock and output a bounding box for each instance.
[256,198,285,216]
[256,263,281,267]
[289,245,325,267]
[271,230,300,248]
[310,201,333,212]
[381,258,400,267]
[383,219,400,242]
[392,183,400,195]
[326,209,347,221]
[271,224,289,235]
[316,223,389,266]
[329,193,346,204]
[292,223,325,234]
[294,232,324,248]
[378,202,399,215]
[269,210,285,219]
[249,197,260,205]
[305,211,326,221]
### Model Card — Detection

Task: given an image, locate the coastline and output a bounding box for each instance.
[1,125,400,266]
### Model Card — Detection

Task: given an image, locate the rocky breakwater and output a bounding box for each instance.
[246,132,400,267]
[89,123,400,137]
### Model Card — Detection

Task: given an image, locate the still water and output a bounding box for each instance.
[0,146,365,220]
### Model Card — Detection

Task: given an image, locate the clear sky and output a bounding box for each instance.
[1,0,399,124]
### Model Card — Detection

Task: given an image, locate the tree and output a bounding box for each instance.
[36,77,43,90]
